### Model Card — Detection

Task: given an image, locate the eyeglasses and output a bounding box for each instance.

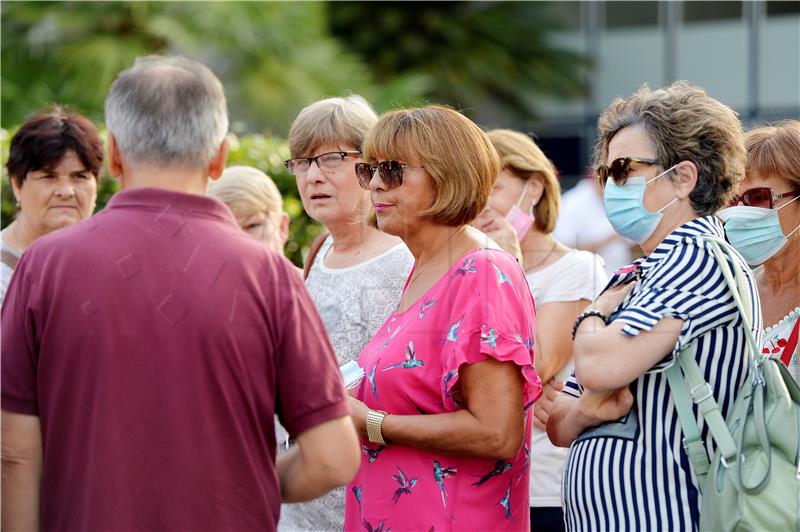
[354,160,425,190]
[596,157,661,189]
[728,187,800,209]
[284,151,361,176]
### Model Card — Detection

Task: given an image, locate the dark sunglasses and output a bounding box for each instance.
[354,160,424,190]
[596,157,661,189]
[729,187,800,209]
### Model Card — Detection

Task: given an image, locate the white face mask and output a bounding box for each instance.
[718,194,800,266]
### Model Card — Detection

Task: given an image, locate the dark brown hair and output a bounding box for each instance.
[6,107,104,183]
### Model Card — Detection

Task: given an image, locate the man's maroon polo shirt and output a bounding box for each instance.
[1,187,349,531]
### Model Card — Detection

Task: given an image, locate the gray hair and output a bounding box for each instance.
[288,95,377,157]
[105,55,229,169]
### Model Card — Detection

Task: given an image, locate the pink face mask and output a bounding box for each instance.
[505,181,535,239]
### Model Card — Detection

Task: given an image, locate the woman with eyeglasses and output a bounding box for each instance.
[344,106,541,531]
[546,82,761,531]
[718,121,800,382]
[279,96,413,532]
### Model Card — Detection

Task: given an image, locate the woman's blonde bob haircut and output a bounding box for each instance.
[744,120,800,191]
[288,95,378,157]
[362,105,500,227]
[208,165,283,218]
[487,129,561,233]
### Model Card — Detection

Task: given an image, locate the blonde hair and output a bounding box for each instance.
[288,95,377,157]
[487,129,561,233]
[744,120,800,190]
[594,81,746,215]
[363,105,500,227]
[208,165,283,218]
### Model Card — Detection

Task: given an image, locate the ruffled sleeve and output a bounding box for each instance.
[439,250,542,408]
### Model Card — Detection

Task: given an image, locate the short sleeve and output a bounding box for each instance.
[536,252,608,304]
[611,238,739,372]
[1,257,40,415]
[274,258,350,437]
[440,251,542,407]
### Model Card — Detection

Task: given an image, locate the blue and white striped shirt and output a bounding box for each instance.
[561,216,762,531]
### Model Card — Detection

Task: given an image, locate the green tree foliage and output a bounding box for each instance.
[1,1,389,133]
[329,1,587,120]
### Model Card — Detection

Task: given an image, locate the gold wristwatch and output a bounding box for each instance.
[366,409,388,445]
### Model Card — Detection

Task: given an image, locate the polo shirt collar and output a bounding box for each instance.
[105,187,236,225]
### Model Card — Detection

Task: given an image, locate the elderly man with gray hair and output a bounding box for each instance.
[1,55,359,531]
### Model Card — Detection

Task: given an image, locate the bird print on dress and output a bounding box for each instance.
[352,485,363,513]
[383,341,424,371]
[376,324,404,352]
[441,369,461,407]
[419,297,436,319]
[515,444,530,487]
[391,466,419,504]
[362,519,390,532]
[454,256,478,276]
[497,481,512,519]
[362,445,386,463]
[480,326,497,349]
[491,263,512,285]
[472,460,512,487]
[368,358,381,397]
[432,460,458,509]
[446,318,464,342]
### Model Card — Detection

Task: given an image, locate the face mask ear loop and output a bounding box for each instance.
[515,180,529,208]
[776,193,800,211]
[645,163,680,185]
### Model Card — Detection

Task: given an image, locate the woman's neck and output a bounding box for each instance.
[403,224,466,266]
[326,218,378,252]
[761,237,800,292]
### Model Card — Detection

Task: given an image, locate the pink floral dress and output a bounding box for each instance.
[344,248,541,532]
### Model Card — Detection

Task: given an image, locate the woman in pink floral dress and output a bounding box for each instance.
[345,106,541,531]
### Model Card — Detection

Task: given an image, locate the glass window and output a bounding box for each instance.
[767,1,800,16]
[605,1,659,28]
[683,1,742,23]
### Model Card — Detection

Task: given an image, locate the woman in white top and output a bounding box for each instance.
[718,121,800,381]
[278,95,413,531]
[475,129,607,531]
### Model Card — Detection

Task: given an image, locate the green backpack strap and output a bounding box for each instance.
[665,235,759,489]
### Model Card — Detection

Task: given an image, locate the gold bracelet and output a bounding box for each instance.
[365,410,388,445]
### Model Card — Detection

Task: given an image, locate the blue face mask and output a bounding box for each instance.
[603,164,679,243]
[717,195,800,266]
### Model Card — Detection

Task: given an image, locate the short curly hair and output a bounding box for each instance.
[594,81,746,215]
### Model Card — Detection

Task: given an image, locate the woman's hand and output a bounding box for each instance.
[472,206,523,263]
[591,282,635,317]
[578,387,634,423]
[348,396,369,439]
[533,379,564,430]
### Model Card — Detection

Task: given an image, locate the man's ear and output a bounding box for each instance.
[208,138,230,180]
[107,133,124,179]
[672,161,698,200]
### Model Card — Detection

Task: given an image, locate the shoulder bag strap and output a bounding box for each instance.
[666,236,758,485]
[303,231,329,280]
[1,247,20,270]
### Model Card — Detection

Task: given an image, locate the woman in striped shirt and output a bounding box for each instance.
[547,82,762,531]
